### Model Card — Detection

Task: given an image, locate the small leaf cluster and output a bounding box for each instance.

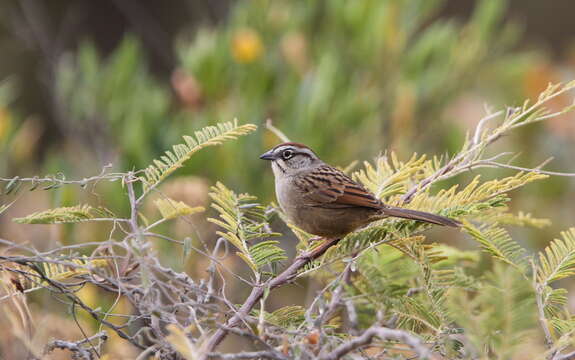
[208,182,286,274]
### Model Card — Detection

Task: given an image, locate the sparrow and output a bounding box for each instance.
[260,142,459,238]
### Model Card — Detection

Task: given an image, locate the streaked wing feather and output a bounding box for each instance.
[297,166,382,209]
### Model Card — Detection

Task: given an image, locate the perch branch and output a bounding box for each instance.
[199,237,341,359]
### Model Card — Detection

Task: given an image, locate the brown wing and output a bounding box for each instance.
[295,165,382,209]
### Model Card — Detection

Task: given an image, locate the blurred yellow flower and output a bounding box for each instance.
[232,28,263,63]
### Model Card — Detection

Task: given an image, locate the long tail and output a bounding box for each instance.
[382,206,460,227]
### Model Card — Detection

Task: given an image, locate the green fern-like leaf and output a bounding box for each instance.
[13,205,96,224]
[387,241,456,336]
[550,317,575,338]
[415,245,450,331]
[253,306,306,329]
[407,172,546,218]
[489,210,551,229]
[537,228,575,285]
[3,257,110,294]
[463,223,528,271]
[208,182,285,273]
[249,240,287,269]
[154,198,204,220]
[431,244,480,268]
[542,286,568,319]
[353,152,431,199]
[140,120,256,195]
[396,296,443,333]
[355,246,417,304]
[447,264,536,359]
[337,224,394,254]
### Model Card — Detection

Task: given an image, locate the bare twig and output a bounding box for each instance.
[532,259,554,351]
[265,119,291,143]
[401,83,575,203]
[207,350,289,360]
[319,325,430,360]
[472,160,575,177]
[0,164,124,188]
[44,331,108,360]
[199,237,342,359]
[554,350,575,360]
[314,261,354,329]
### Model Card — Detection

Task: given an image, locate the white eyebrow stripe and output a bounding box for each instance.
[273,145,315,157]
[273,145,297,154]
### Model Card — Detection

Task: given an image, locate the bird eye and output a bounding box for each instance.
[282,149,294,159]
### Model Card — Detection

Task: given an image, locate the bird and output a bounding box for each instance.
[260,142,460,239]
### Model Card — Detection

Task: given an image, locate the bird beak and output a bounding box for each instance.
[259,150,276,161]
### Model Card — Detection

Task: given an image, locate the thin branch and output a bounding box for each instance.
[472,110,504,145]
[0,164,125,187]
[473,160,575,177]
[25,262,146,350]
[532,259,554,350]
[199,237,342,359]
[318,325,430,360]
[125,172,143,243]
[554,350,575,360]
[314,262,354,329]
[44,331,108,360]
[401,83,575,203]
[265,119,291,143]
[207,350,289,360]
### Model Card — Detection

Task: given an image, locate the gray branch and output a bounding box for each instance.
[199,237,342,359]
[44,331,108,360]
[319,326,430,360]
[207,350,289,360]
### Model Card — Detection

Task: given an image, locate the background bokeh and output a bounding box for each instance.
[1,0,575,358]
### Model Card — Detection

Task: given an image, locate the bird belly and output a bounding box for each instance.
[288,205,375,238]
[275,177,376,237]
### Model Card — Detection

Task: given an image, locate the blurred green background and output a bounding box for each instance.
[2,0,575,223]
[1,0,575,357]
